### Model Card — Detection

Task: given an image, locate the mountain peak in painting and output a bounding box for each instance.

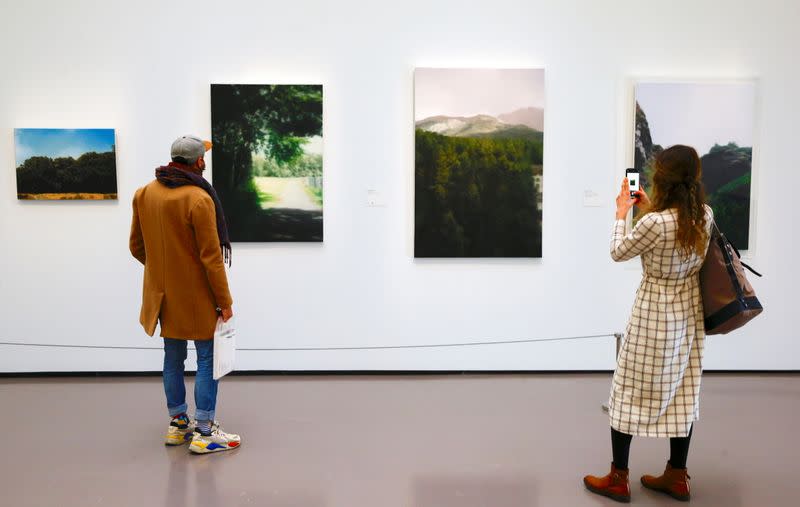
[497,107,544,130]
[416,114,502,136]
[416,113,541,139]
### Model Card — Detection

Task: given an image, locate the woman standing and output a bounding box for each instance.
[584,145,713,503]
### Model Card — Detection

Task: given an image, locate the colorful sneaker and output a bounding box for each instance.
[164,414,195,446]
[189,422,241,454]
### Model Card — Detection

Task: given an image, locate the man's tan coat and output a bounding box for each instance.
[130,181,232,340]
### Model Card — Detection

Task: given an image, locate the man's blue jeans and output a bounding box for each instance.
[163,338,217,422]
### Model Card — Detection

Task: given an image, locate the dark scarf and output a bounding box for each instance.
[156,162,231,266]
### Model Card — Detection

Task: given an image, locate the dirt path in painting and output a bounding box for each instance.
[246,176,323,241]
[253,177,320,211]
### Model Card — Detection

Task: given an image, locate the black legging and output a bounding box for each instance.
[611,425,693,470]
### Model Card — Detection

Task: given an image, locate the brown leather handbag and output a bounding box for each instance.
[700,221,763,335]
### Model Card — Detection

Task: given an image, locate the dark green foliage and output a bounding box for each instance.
[16,151,117,195]
[211,84,323,242]
[415,129,542,257]
[467,126,544,143]
[211,84,322,193]
[702,143,752,248]
[703,143,751,194]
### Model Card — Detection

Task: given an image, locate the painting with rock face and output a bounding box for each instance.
[634,82,755,249]
[211,84,323,242]
[415,68,544,257]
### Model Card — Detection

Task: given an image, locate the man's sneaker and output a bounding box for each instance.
[164,414,195,446]
[189,422,241,454]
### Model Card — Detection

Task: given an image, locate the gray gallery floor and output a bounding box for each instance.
[1,373,798,507]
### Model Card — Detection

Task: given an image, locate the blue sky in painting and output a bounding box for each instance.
[14,129,115,166]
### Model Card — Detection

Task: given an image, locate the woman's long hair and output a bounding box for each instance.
[641,145,709,258]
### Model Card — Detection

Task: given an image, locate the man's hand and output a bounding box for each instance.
[220,307,234,322]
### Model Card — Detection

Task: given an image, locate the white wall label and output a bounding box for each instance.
[583,190,603,207]
[367,189,385,207]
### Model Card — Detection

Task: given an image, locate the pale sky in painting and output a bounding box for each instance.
[415,68,545,121]
[635,82,755,156]
[304,135,323,155]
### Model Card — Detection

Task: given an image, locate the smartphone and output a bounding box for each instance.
[625,168,639,198]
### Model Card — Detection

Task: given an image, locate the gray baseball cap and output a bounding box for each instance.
[171,135,212,161]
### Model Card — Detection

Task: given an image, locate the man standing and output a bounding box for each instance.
[130,134,241,454]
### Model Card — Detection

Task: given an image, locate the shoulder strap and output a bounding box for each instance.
[711,215,764,277]
[710,218,762,277]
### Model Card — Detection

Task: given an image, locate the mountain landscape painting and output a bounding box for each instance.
[634,81,755,249]
[211,84,323,242]
[15,128,117,200]
[414,68,544,257]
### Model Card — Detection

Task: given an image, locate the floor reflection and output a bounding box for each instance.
[415,475,537,507]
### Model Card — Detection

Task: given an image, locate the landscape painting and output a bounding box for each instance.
[211,84,323,242]
[15,128,117,200]
[634,81,755,249]
[414,68,544,257]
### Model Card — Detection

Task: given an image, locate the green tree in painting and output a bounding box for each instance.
[252,153,322,178]
[415,130,542,257]
[211,84,323,241]
[702,143,752,248]
[16,151,117,196]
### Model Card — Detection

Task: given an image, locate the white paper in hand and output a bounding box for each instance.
[213,316,236,380]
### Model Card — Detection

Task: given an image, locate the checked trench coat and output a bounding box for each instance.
[607,206,713,438]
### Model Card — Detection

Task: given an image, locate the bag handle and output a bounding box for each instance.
[711,220,763,278]
[710,222,745,300]
[740,260,762,277]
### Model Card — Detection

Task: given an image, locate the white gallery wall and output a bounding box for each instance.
[0,0,797,372]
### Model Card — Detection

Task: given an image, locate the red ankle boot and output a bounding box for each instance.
[641,462,691,501]
[583,463,631,503]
